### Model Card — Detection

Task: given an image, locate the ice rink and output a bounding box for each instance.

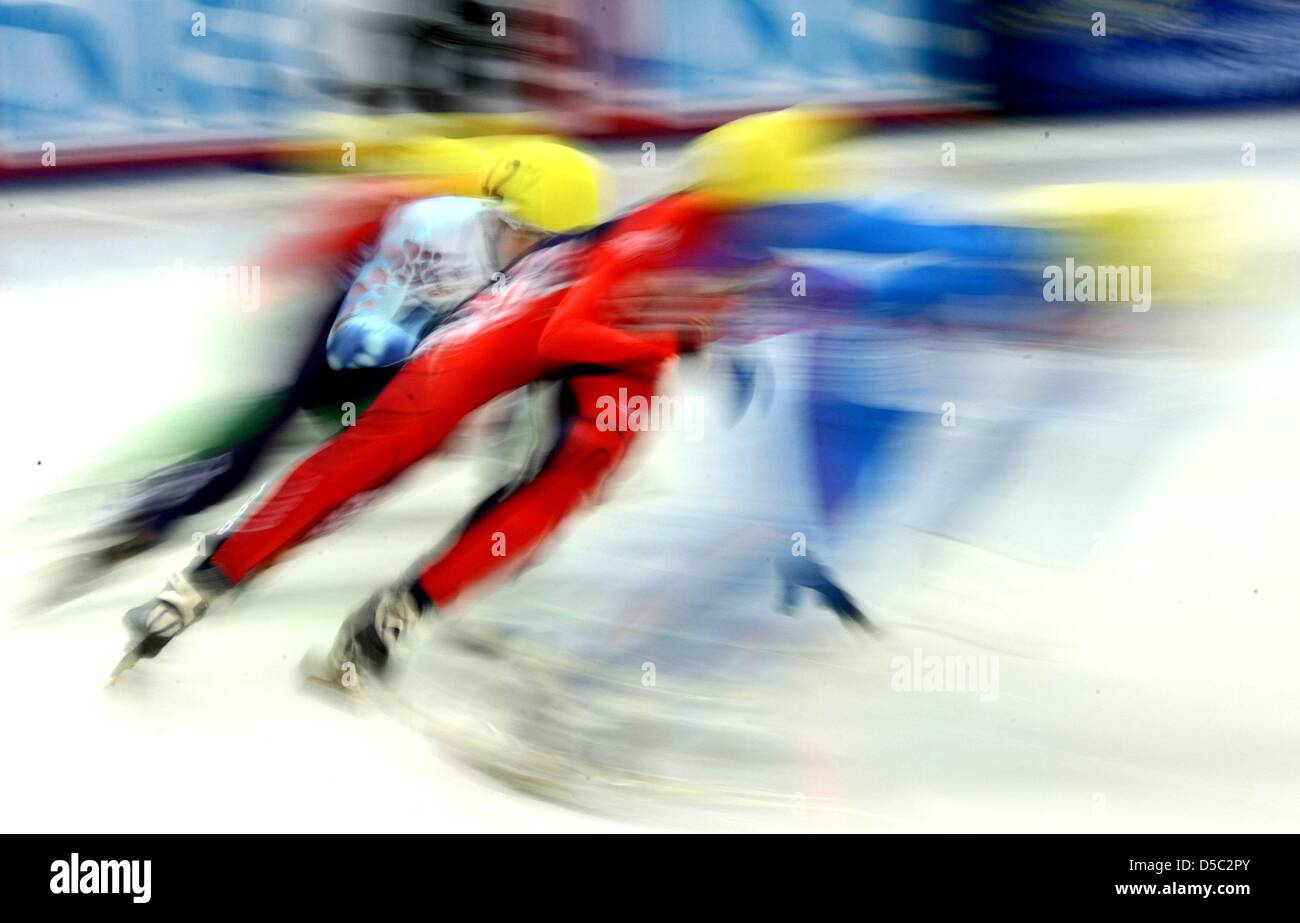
[4,112,1300,832]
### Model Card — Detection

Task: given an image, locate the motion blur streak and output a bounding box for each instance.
[2,1,1299,833]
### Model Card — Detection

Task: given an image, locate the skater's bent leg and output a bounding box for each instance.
[208,360,475,584]
[413,419,631,611]
[208,310,553,585]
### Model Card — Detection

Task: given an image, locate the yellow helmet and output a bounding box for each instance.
[1007,181,1252,307]
[470,136,610,234]
[375,135,491,197]
[384,135,486,179]
[289,112,489,183]
[684,107,850,209]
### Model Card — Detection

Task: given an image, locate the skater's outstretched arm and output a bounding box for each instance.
[538,257,679,370]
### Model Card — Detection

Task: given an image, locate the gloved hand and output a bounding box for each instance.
[326,314,419,370]
[775,553,876,634]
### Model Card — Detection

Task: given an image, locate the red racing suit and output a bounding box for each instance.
[208,194,722,609]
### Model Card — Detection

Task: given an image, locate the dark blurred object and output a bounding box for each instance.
[984,0,1300,111]
[320,0,592,114]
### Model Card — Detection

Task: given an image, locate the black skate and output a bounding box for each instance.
[42,452,238,613]
[24,527,163,615]
[325,585,426,689]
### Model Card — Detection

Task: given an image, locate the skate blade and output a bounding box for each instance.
[106,644,145,686]
[105,632,173,686]
[297,650,370,712]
